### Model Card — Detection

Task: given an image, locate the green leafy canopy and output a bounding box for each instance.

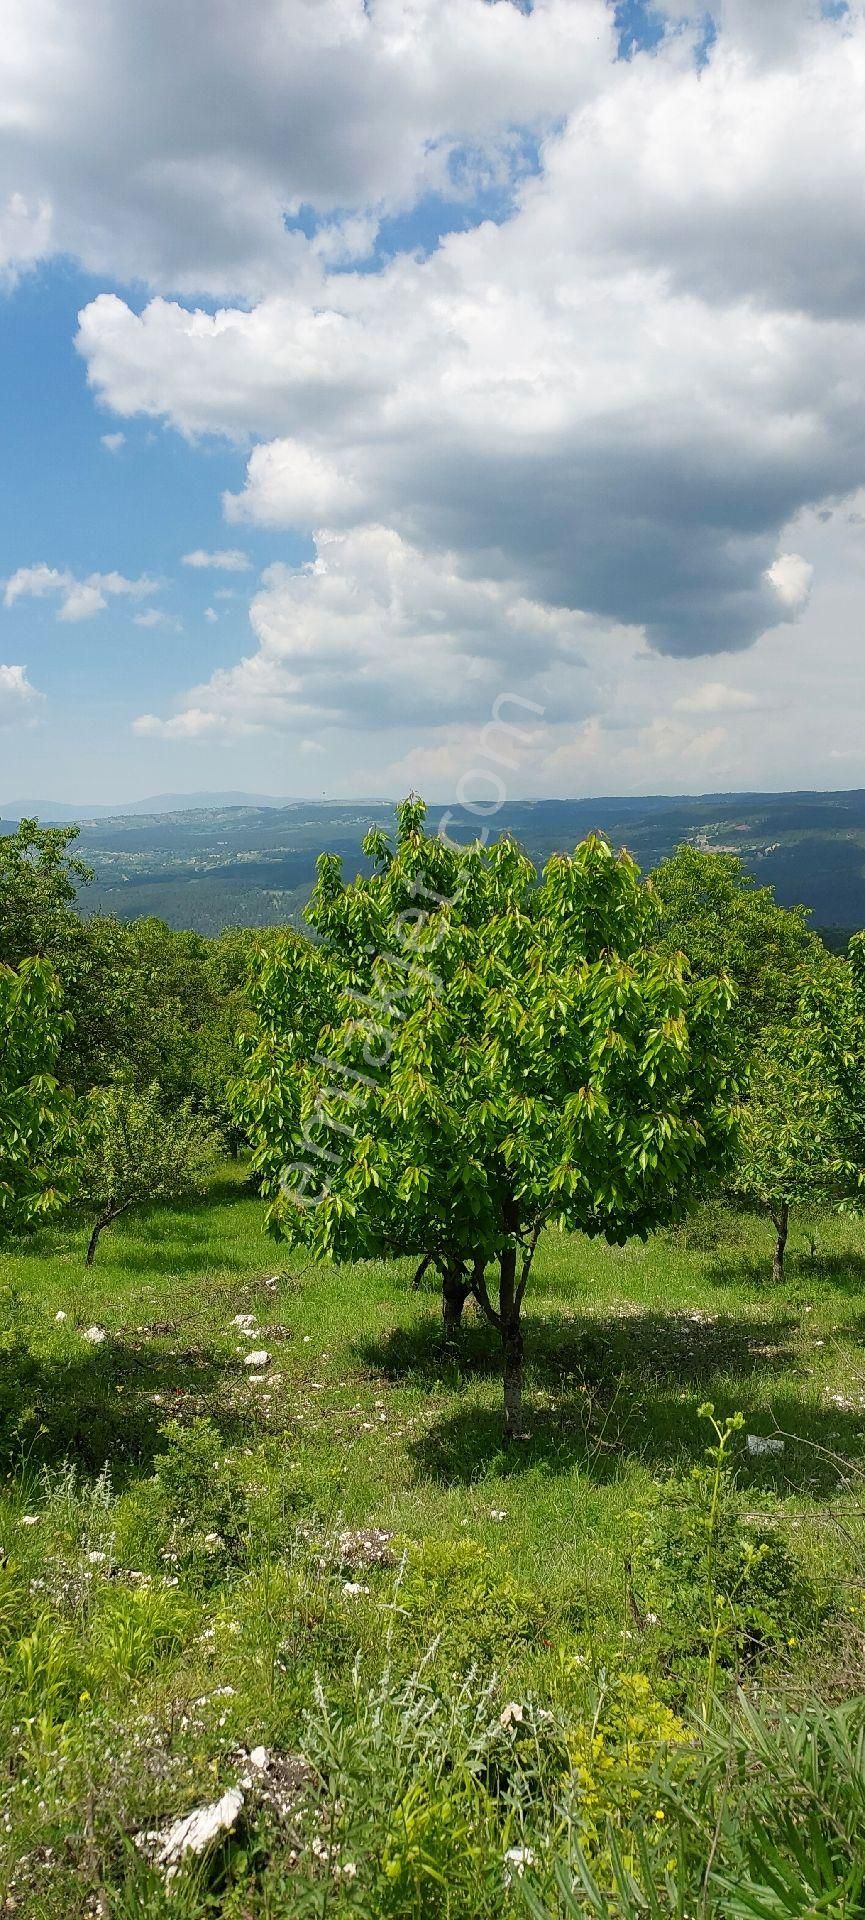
[0,956,76,1234]
[240,801,740,1272]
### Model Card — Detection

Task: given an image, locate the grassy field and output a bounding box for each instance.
[2,1167,865,1915]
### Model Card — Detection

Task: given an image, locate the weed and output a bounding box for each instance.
[629,1406,824,1707]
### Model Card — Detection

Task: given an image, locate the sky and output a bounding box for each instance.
[2,0,865,806]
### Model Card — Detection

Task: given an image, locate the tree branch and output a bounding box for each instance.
[514,1223,542,1315]
[469,1254,502,1331]
[411,1253,434,1290]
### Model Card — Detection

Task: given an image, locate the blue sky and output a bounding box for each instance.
[2,0,865,806]
[0,263,309,801]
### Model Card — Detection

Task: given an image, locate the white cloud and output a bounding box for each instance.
[75,5,865,665]
[0,0,609,294]
[3,565,68,605]
[204,607,219,623]
[100,430,125,452]
[131,523,616,739]
[182,548,252,571]
[7,0,865,795]
[0,192,52,287]
[765,551,815,614]
[225,441,367,529]
[673,682,760,715]
[132,707,235,739]
[133,608,182,630]
[4,565,159,621]
[0,662,40,724]
[59,582,109,622]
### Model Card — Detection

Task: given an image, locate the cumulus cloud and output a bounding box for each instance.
[100,431,125,452]
[131,524,618,739]
[74,4,865,666]
[182,548,252,571]
[765,552,815,614]
[8,0,865,788]
[0,0,610,294]
[0,662,40,723]
[3,565,159,621]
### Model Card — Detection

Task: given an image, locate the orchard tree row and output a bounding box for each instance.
[237,801,865,1431]
[3,804,865,1432]
[0,818,264,1250]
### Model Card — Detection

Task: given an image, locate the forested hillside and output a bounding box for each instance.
[4,787,865,938]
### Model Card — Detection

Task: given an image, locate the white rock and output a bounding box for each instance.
[136,1787,244,1881]
[83,1325,107,1344]
[19,1515,40,1527]
[746,1434,784,1456]
[244,1350,270,1368]
[54,1310,67,1323]
[500,1702,524,1728]
[231,1314,257,1329]
[248,1746,269,1772]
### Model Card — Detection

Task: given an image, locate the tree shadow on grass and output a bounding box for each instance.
[408,1387,865,1497]
[834,1311,865,1350]
[707,1250,865,1294]
[358,1304,801,1395]
[0,1334,257,1485]
[186,1172,258,1208]
[359,1307,865,1495]
[110,1237,251,1279]
[8,1203,255,1282]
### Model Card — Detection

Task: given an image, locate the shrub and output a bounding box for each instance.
[390,1537,550,1664]
[629,1408,823,1699]
[565,1672,691,1850]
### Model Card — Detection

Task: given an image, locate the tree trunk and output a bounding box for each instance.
[85,1214,110,1267]
[502,1314,524,1439]
[441,1265,471,1335]
[497,1241,524,1440]
[467,1229,537,1440]
[772,1202,789,1283]
[84,1198,131,1266]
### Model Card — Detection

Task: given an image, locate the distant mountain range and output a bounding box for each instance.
[3,788,865,942]
[0,792,298,821]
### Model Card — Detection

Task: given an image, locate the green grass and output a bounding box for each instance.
[2,1169,865,1915]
